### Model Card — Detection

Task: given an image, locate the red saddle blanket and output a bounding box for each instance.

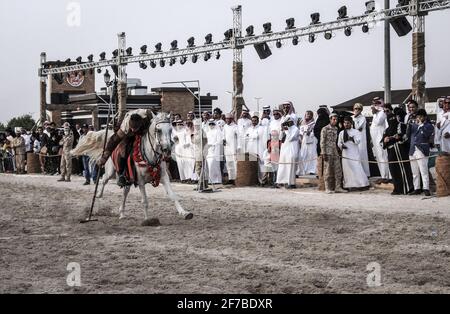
[111,135,161,187]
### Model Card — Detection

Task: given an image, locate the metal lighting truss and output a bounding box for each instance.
[40,0,450,76]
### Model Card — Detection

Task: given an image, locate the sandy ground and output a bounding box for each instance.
[0,173,449,294]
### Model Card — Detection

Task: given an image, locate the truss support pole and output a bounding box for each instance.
[384,0,392,104]
[411,0,427,108]
[232,5,246,120]
[39,52,47,126]
[117,32,128,123]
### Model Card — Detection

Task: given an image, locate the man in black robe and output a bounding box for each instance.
[382,107,414,195]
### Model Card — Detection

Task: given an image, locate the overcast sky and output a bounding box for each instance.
[0,0,449,123]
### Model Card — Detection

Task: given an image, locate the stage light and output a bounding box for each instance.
[150,61,157,68]
[263,22,272,34]
[170,40,178,50]
[309,33,315,43]
[310,13,320,25]
[76,56,82,64]
[111,65,118,76]
[344,27,352,36]
[99,52,106,61]
[215,51,221,60]
[224,29,233,41]
[192,54,198,63]
[204,52,211,61]
[160,59,165,67]
[285,18,295,30]
[338,6,348,19]
[205,33,213,45]
[65,58,71,64]
[276,40,282,49]
[187,37,195,48]
[54,73,64,85]
[140,45,148,54]
[155,43,162,52]
[139,62,147,70]
[180,56,187,65]
[324,32,332,40]
[126,47,133,56]
[365,1,376,14]
[112,49,119,58]
[246,25,254,37]
[87,54,94,62]
[169,58,176,66]
[362,24,369,33]
[97,68,102,74]
[292,36,299,46]
[397,0,411,6]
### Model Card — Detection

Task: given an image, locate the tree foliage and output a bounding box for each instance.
[6,114,36,131]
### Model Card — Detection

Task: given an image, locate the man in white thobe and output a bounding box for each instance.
[434,97,446,147]
[370,98,390,181]
[338,117,370,189]
[436,98,450,153]
[352,103,370,177]
[205,120,223,184]
[298,111,317,176]
[237,110,252,154]
[280,101,298,126]
[183,122,196,182]
[223,114,239,184]
[171,120,190,182]
[269,109,282,138]
[276,117,300,188]
[245,114,266,184]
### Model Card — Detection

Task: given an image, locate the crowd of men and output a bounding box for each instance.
[1,96,449,197]
[167,96,450,196]
[0,122,98,185]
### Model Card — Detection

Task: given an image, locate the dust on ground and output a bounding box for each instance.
[0,174,449,294]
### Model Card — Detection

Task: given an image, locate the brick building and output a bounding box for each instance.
[45,69,217,128]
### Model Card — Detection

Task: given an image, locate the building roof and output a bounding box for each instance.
[332,86,450,110]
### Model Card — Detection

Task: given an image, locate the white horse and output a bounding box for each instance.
[72,112,193,222]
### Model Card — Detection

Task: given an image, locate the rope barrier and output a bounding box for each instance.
[171,152,439,165]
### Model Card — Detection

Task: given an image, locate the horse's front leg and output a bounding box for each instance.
[138,184,149,221]
[97,159,115,199]
[160,163,193,220]
[118,186,131,220]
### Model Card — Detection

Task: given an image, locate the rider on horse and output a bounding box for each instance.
[97,109,151,187]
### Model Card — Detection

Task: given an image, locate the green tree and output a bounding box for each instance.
[0,122,5,131]
[6,114,36,131]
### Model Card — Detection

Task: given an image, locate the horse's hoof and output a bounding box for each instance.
[184,213,194,220]
[142,218,161,227]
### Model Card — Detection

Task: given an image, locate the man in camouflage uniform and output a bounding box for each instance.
[11,130,26,174]
[58,122,74,182]
[320,113,347,194]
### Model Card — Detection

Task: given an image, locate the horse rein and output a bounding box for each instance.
[142,118,172,167]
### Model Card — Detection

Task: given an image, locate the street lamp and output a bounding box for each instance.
[104,69,111,86]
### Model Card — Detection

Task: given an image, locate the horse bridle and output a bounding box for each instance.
[142,118,172,167]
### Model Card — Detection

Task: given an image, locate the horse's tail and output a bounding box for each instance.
[71,130,113,164]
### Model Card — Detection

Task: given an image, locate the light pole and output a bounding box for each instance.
[254,97,263,114]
